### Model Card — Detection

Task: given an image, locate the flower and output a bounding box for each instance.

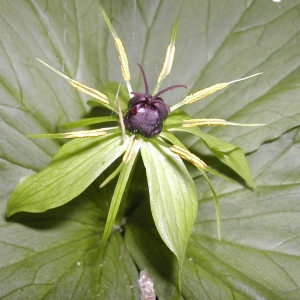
[7,8,263,273]
[124,63,186,137]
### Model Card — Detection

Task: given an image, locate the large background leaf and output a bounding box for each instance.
[0,0,299,298]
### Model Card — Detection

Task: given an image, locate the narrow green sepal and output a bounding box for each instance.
[62,116,119,129]
[101,138,141,244]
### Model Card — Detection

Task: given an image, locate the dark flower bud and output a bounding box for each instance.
[124,94,170,137]
[124,64,186,138]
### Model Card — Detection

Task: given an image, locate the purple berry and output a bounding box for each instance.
[124,64,186,138]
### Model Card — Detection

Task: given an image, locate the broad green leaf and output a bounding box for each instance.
[0,193,138,299]
[1,1,300,298]
[7,134,127,216]
[182,128,300,299]
[141,140,198,267]
[167,111,255,188]
[189,127,255,188]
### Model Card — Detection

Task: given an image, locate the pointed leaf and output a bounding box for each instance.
[196,129,256,188]
[167,111,255,188]
[7,135,127,216]
[141,140,198,266]
[101,138,141,244]
[184,128,300,299]
[178,127,255,188]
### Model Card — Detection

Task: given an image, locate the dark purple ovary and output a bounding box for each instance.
[123,64,186,138]
[124,94,170,138]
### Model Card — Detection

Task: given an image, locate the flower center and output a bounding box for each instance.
[123,64,186,138]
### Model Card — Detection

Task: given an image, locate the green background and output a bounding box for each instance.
[1,1,300,299]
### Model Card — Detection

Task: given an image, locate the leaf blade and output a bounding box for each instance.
[7,135,127,216]
[141,140,198,266]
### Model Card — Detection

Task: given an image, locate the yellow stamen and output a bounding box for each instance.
[156,44,175,85]
[64,129,107,138]
[154,22,177,94]
[183,83,228,105]
[170,145,207,169]
[101,8,131,93]
[114,38,131,82]
[171,72,263,112]
[69,80,109,104]
[123,136,139,163]
[36,59,109,105]
[171,83,228,112]
[182,118,266,127]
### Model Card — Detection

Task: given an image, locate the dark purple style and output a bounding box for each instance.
[123,64,186,138]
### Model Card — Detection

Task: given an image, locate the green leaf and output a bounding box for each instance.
[7,134,127,216]
[190,127,256,188]
[0,197,139,299]
[101,137,141,244]
[167,111,255,188]
[183,128,300,299]
[141,140,198,268]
